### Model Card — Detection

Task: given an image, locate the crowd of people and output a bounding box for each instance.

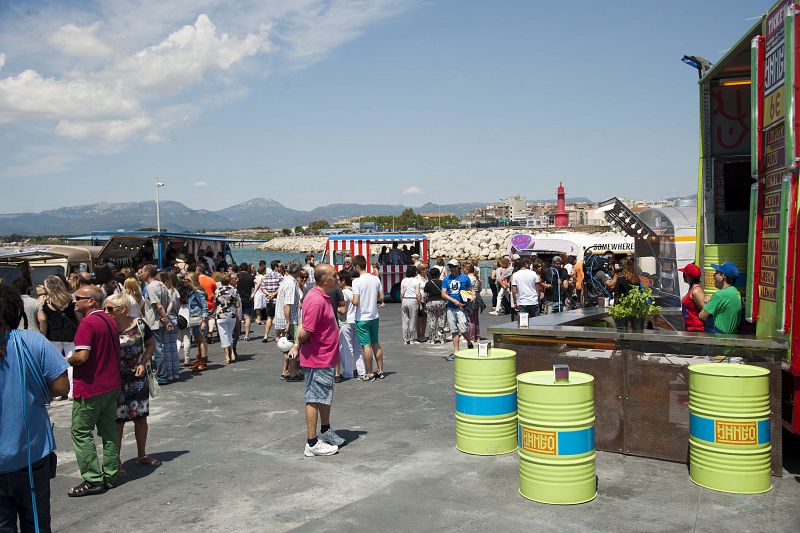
[0,243,747,530]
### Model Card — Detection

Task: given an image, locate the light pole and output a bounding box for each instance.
[156,179,165,232]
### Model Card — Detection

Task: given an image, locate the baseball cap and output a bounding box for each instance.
[678,263,701,278]
[511,253,521,260]
[411,253,420,258]
[447,259,460,267]
[711,261,740,280]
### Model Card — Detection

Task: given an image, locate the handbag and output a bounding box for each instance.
[176,315,188,330]
[188,316,202,327]
[146,361,160,398]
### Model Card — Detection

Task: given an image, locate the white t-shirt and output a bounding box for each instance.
[352,273,383,321]
[511,268,540,306]
[564,263,574,276]
[401,277,420,299]
[127,294,144,318]
[343,287,357,324]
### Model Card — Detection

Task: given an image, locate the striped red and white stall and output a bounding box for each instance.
[324,233,429,299]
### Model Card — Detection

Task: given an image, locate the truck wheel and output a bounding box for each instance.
[390,283,401,302]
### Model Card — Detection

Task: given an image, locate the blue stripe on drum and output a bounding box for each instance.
[757,419,770,445]
[689,413,716,443]
[557,427,595,455]
[689,413,770,444]
[455,392,517,416]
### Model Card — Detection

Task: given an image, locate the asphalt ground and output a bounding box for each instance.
[47,304,800,532]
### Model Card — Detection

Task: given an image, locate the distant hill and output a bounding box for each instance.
[0,198,491,235]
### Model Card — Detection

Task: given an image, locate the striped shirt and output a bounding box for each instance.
[273,275,302,330]
[260,270,283,303]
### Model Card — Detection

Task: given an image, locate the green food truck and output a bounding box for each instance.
[693,0,800,433]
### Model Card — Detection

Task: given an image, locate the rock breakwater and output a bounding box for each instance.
[258,228,609,261]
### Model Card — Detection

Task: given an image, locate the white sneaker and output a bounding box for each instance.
[304,440,338,456]
[320,428,345,446]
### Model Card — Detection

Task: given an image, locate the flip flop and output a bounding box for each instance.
[136,456,162,467]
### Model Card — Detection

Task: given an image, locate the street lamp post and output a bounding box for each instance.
[156,180,165,232]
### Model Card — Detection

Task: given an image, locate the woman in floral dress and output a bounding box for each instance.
[214,273,241,365]
[104,293,161,472]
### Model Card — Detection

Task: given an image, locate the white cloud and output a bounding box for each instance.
[0,1,415,168]
[0,69,140,123]
[194,181,208,187]
[106,14,270,96]
[55,116,152,141]
[47,22,114,58]
[403,185,422,195]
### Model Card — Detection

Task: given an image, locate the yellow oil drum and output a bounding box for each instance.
[689,363,772,494]
[702,244,748,296]
[517,371,596,504]
[454,348,517,455]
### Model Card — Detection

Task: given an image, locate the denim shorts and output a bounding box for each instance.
[303,366,335,405]
[447,307,467,334]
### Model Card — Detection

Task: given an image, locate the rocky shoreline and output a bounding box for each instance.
[258,227,615,261]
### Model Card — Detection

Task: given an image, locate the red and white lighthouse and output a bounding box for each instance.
[554,182,568,227]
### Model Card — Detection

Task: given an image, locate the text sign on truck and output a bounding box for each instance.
[763,0,788,128]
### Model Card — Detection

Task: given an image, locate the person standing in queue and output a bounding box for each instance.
[679,263,706,332]
[67,285,122,497]
[699,262,742,334]
[351,255,385,381]
[542,256,570,313]
[288,264,345,457]
[441,259,474,361]
[0,286,69,531]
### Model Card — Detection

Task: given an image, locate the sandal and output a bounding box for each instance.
[136,456,162,467]
[67,480,107,497]
[281,374,289,380]
[117,463,127,477]
[335,375,343,383]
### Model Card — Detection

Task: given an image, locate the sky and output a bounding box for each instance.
[0,0,765,213]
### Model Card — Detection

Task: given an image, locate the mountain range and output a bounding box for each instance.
[0,198,495,236]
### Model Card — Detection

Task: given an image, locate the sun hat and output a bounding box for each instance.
[447,259,460,267]
[678,263,702,278]
[711,261,739,280]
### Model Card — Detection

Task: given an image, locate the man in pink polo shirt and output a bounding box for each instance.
[288,263,344,457]
[67,285,122,497]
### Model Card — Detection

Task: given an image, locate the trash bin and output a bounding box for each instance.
[517,370,596,504]
[688,363,772,494]
[454,348,517,455]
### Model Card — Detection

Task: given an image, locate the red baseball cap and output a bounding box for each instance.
[678,263,701,277]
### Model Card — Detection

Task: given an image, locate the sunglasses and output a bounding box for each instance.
[105,306,120,313]
[74,296,94,302]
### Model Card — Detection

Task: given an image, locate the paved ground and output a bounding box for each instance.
[48,305,800,532]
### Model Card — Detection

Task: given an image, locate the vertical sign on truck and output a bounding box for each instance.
[761,0,787,302]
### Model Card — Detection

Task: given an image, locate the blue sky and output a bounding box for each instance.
[0,0,764,212]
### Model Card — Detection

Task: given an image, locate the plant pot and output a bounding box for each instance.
[630,317,645,332]
[614,317,630,331]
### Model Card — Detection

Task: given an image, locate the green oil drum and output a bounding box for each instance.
[454,348,517,455]
[689,363,772,493]
[517,371,596,504]
[703,244,748,296]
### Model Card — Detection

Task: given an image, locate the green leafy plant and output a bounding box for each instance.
[609,286,661,319]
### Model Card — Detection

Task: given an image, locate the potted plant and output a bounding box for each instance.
[609,286,661,332]
[608,301,630,331]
